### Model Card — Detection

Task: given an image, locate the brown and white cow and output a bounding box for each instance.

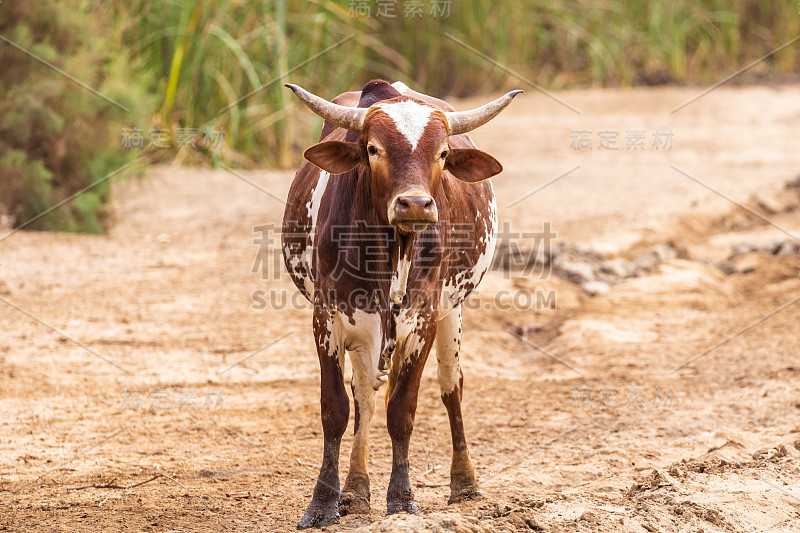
[282,79,521,528]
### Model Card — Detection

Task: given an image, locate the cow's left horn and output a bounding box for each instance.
[285,84,366,132]
[444,90,523,135]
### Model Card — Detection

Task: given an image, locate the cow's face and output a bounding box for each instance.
[303,97,503,235]
[364,99,448,233]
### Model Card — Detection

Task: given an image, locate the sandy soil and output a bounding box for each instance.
[2,85,800,532]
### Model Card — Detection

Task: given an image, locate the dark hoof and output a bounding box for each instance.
[387,499,419,515]
[297,502,340,529]
[339,491,370,516]
[448,488,483,505]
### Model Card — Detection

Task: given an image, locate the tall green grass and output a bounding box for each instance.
[108,0,798,168]
[385,0,798,91]
[107,0,407,167]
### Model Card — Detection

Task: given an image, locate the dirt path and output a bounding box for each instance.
[2,85,800,532]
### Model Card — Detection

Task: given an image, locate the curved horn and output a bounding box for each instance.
[285,83,367,132]
[445,90,523,135]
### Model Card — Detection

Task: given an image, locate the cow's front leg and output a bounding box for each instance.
[339,351,376,515]
[436,306,480,504]
[385,329,435,515]
[298,310,348,529]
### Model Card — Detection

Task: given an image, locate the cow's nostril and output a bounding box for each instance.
[393,195,437,226]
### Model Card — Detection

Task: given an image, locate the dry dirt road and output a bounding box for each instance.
[2,85,800,532]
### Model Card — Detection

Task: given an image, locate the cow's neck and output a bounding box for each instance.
[352,169,415,307]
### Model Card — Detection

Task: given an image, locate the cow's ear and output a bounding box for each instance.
[445,148,503,183]
[304,140,363,174]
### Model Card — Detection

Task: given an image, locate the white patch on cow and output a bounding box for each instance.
[389,256,411,304]
[336,308,429,392]
[395,309,417,345]
[469,192,498,286]
[339,310,387,390]
[296,170,330,296]
[309,170,330,233]
[376,100,434,151]
[287,253,302,273]
[285,239,313,298]
[440,283,458,314]
[435,306,462,395]
[391,81,410,94]
[394,309,426,364]
[300,266,314,296]
[441,186,498,310]
[316,313,346,371]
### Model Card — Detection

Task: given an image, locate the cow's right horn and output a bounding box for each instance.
[285,84,367,132]
[444,89,523,135]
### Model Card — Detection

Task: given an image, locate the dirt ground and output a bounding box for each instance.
[2,85,800,532]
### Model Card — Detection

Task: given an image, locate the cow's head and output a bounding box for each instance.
[286,82,521,235]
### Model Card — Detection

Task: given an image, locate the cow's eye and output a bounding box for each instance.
[440,150,448,160]
[368,145,378,156]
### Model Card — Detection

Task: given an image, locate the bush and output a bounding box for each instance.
[0,1,148,233]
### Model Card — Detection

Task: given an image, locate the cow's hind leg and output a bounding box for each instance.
[339,351,376,515]
[298,310,349,529]
[436,306,481,504]
[385,324,435,515]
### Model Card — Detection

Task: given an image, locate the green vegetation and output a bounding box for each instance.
[380,0,799,90]
[2,0,798,232]
[101,0,800,166]
[0,1,150,233]
[107,0,384,168]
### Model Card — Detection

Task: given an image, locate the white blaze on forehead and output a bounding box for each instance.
[375,100,435,151]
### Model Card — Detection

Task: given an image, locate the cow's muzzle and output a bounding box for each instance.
[389,194,438,233]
